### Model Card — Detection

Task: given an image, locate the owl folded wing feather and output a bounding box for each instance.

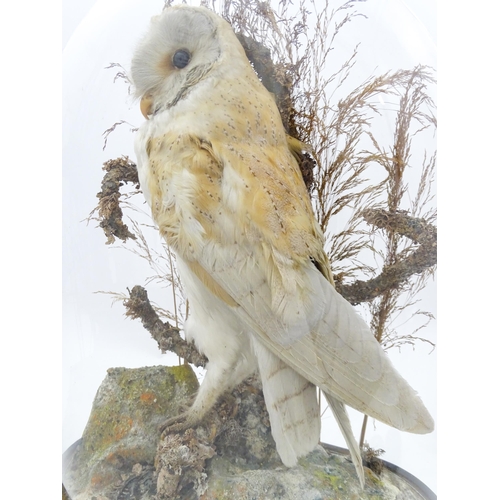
[197,237,434,435]
[190,138,434,435]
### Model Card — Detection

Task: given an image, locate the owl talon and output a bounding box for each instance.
[159,413,191,437]
[159,399,199,437]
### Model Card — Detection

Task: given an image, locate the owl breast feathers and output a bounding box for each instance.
[130,5,433,488]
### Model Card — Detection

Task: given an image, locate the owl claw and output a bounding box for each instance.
[159,397,200,437]
[159,411,205,437]
[159,413,191,437]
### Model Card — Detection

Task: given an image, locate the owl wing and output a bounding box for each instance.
[197,236,434,434]
[214,139,434,434]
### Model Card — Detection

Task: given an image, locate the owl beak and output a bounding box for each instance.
[140,95,154,120]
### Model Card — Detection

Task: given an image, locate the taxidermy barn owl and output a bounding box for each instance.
[131,5,434,487]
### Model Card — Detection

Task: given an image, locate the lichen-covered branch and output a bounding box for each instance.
[92,156,140,244]
[124,285,208,367]
[336,209,437,305]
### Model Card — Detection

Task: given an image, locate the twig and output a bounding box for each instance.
[90,157,140,244]
[336,209,437,305]
[124,285,208,367]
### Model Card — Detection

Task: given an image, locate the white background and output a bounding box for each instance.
[62,0,440,493]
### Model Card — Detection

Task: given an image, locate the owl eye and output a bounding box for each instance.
[172,49,191,69]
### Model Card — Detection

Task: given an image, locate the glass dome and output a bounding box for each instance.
[63,1,436,497]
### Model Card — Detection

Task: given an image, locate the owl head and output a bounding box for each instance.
[131,5,247,119]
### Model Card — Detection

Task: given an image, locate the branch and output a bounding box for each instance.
[124,285,208,367]
[91,156,140,244]
[336,209,437,304]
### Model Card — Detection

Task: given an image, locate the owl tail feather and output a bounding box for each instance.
[323,392,365,488]
[252,338,365,488]
[252,339,321,467]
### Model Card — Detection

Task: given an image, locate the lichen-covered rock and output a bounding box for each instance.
[63,365,199,500]
[203,446,428,500]
[63,365,433,500]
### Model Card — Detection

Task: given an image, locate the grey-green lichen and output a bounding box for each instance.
[63,365,198,499]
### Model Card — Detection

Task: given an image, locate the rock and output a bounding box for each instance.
[63,365,199,500]
[63,365,433,500]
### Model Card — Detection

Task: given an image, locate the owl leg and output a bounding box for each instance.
[160,347,256,434]
[161,258,257,433]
